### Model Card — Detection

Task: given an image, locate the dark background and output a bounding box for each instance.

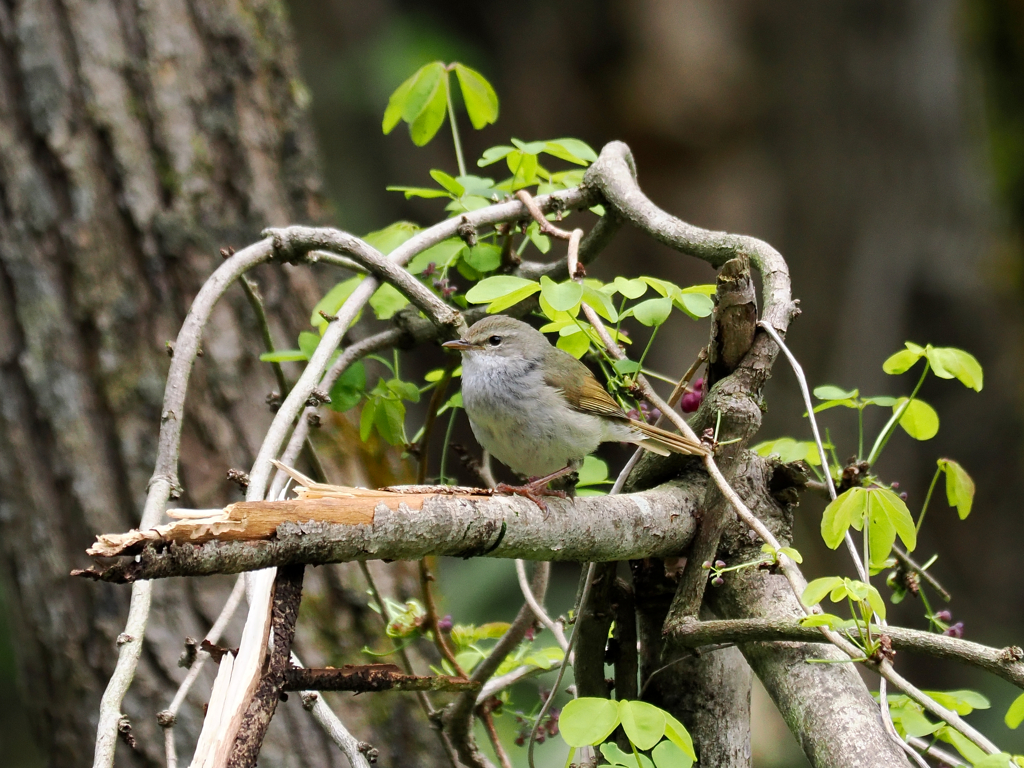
[4,0,1024,765]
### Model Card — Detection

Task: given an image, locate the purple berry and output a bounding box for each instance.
[934,610,951,622]
[681,392,701,413]
[437,615,453,632]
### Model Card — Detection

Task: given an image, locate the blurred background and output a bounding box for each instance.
[3,0,1024,765]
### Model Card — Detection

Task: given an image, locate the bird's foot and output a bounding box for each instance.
[494,481,567,515]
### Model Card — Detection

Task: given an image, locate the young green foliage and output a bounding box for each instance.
[559,698,696,768]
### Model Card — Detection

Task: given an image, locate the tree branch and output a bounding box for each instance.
[670,618,1024,690]
[74,477,704,582]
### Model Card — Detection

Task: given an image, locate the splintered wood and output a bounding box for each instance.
[87,462,490,558]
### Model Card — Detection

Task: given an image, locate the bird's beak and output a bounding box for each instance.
[442,339,476,351]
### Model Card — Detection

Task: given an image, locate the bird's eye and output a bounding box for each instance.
[488,335,502,346]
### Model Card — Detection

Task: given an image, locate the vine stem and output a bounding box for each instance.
[867,361,930,465]
[445,70,467,178]
[916,465,943,534]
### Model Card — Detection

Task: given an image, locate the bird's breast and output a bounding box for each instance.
[460,357,605,478]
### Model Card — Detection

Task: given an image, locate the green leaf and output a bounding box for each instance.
[751,438,822,466]
[611,277,648,299]
[662,712,697,761]
[437,391,462,414]
[453,63,499,129]
[631,297,673,327]
[477,145,515,166]
[399,61,445,121]
[409,72,449,146]
[674,292,713,319]
[599,743,653,768]
[651,740,694,768]
[821,488,868,549]
[359,399,376,442]
[618,700,666,751]
[370,284,410,320]
[429,169,465,196]
[463,242,503,273]
[507,150,539,189]
[613,358,642,374]
[778,546,803,563]
[385,185,452,199]
[894,706,943,738]
[328,362,366,412]
[557,329,591,358]
[487,283,543,313]
[862,395,898,406]
[542,138,598,166]
[894,398,939,440]
[363,221,421,255]
[465,276,539,303]
[259,349,306,363]
[939,458,975,519]
[540,276,584,312]
[938,725,989,764]
[311,276,366,329]
[582,284,619,321]
[925,347,984,391]
[382,68,420,133]
[374,398,407,445]
[298,331,321,361]
[511,137,548,154]
[559,698,621,747]
[639,276,682,298]
[926,689,990,715]
[387,378,421,403]
[802,576,845,608]
[456,174,497,197]
[865,583,887,621]
[814,385,858,400]
[406,238,466,274]
[974,754,1015,768]
[577,455,610,487]
[883,346,925,375]
[1006,692,1024,729]
[799,613,847,629]
[871,488,917,553]
[424,365,460,382]
[526,221,551,254]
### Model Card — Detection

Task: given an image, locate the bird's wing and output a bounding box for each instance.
[545,350,628,419]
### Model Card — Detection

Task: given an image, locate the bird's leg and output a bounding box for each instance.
[495,464,576,513]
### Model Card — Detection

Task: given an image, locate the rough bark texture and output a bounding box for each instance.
[0,1,440,765]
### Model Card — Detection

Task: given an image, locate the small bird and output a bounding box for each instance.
[442,315,706,507]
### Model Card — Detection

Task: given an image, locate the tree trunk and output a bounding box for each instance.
[0,1,441,765]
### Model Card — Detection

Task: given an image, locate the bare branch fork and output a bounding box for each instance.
[85,142,1014,768]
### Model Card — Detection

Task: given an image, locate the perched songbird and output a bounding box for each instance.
[442,316,705,506]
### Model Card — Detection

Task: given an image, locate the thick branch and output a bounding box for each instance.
[74,477,704,582]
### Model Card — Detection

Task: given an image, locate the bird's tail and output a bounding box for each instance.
[629,419,707,456]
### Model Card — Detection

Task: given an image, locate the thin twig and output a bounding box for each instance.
[419,558,465,675]
[294,659,373,768]
[515,560,569,654]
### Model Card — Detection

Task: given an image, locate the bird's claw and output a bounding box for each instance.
[494,482,567,515]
